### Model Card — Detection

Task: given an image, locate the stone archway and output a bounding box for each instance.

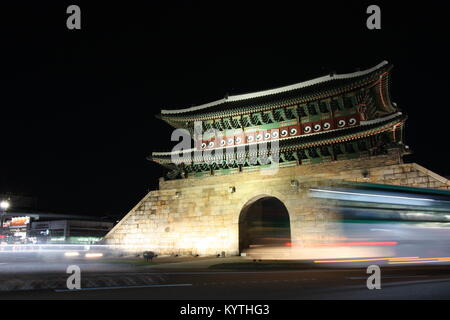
[238,196,291,253]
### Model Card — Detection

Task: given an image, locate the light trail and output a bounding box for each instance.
[315,256,450,264]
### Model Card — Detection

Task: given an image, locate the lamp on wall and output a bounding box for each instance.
[228,186,236,193]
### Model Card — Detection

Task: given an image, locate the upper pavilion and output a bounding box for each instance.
[150,61,408,179]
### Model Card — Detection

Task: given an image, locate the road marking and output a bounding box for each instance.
[54,283,192,292]
[347,275,427,280]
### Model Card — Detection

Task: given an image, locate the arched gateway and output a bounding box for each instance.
[104,62,450,256]
[238,196,291,253]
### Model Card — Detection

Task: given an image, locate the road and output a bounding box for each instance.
[2,264,450,299]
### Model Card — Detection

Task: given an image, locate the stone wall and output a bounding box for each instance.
[104,151,450,256]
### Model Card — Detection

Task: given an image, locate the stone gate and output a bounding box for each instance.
[104,62,450,255]
[105,151,450,255]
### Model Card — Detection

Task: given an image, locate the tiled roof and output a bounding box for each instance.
[160,61,391,121]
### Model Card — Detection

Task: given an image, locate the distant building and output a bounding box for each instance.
[0,194,113,244]
[28,220,113,244]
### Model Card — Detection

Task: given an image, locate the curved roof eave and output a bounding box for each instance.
[150,112,405,162]
[161,61,389,116]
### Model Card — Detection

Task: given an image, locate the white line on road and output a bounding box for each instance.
[347,275,427,280]
[54,283,192,292]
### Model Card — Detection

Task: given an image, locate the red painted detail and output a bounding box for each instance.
[311,121,322,133]
[334,115,347,128]
[321,119,334,131]
[301,122,313,134]
[270,128,280,139]
[288,124,300,137]
[245,132,255,143]
[234,133,245,145]
[279,126,290,138]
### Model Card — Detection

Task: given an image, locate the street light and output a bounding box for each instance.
[0,200,10,229]
[0,200,10,210]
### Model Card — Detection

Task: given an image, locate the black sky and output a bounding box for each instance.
[1,1,450,218]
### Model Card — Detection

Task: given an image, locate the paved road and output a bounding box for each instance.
[2,266,450,299]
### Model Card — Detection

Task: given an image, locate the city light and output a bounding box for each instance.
[64,251,80,257]
[85,252,103,258]
[0,200,10,210]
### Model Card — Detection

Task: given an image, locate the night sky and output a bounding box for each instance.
[2,1,450,218]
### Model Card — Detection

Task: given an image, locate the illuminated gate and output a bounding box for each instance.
[238,196,291,253]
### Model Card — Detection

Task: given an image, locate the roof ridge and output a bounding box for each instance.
[161,61,389,115]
